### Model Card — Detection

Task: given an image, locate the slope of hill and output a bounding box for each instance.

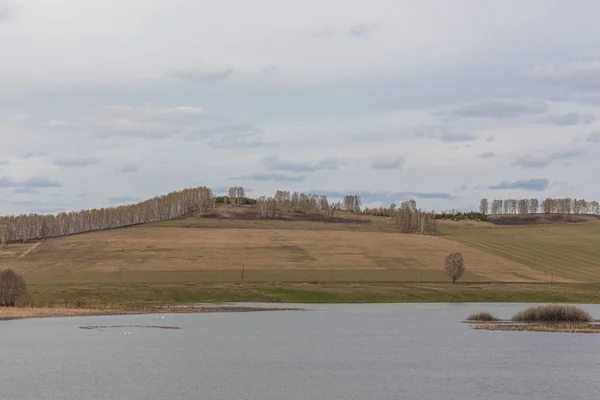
[439,216,600,282]
[3,205,600,305]
[0,205,568,286]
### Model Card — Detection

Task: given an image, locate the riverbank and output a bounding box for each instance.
[0,304,295,321]
[471,322,600,333]
[19,282,600,308]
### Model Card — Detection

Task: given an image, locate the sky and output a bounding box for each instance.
[1,0,600,215]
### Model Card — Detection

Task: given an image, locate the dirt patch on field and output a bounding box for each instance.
[201,208,370,225]
[489,214,589,226]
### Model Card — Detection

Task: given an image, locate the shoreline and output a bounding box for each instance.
[462,320,600,333]
[0,305,300,321]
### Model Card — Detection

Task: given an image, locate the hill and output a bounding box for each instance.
[3,205,554,286]
[439,215,600,282]
[1,204,600,306]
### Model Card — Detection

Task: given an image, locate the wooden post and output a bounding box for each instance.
[417,269,420,284]
[241,263,245,281]
[551,272,553,285]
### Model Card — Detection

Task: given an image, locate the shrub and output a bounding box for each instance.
[0,269,27,307]
[466,312,498,322]
[512,304,592,323]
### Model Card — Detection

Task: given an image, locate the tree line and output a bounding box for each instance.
[479,197,600,216]
[16,184,599,246]
[256,191,335,219]
[0,187,214,245]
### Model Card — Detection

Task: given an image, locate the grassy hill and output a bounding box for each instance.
[2,205,600,305]
[439,215,600,282]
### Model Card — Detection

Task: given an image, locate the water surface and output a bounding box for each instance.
[1,303,599,400]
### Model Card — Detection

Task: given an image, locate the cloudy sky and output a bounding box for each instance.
[1,0,600,214]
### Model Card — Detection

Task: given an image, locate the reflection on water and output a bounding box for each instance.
[1,303,600,400]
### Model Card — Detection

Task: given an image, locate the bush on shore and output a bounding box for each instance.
[465,312,499,322]
[512,304,592,323]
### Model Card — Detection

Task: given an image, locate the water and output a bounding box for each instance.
[1,303,600,400]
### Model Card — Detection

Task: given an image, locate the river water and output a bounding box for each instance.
[1,303,599,400]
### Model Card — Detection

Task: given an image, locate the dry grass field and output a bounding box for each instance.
[1,205,599,305]
[1,206,557,286]
[440,215,600,282]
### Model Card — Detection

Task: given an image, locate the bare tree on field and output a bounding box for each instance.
[393,200,437,234]
[343,195,361,213]
[257,196,277,218]
[228,186,245,206]
[0,269,26,306]
[529,198,539,214]
[518,199,529,215]
[591,201,600,215]
[491,199,502,214]
[444,252,465,283]
[479,198,489,215]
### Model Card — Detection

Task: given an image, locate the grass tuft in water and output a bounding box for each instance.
[512,304,592,322]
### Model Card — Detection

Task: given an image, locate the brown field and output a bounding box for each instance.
[1,205,599,306]
[0,206,558,286]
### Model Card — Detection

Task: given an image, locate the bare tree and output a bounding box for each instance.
[228,186,245,206]
[393,200,437,234]
[479,198,489,215]
[0,269,27,306]
[343,195,362,213]
[257,196,277,218]
[518,199,529,215]
[491,199,502,215]
[528,198,539,214]
[444,252,465,283]
[591,201,600,215]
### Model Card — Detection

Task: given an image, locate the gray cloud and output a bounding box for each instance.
[512,148,584,169]
[261,65,279,76]
[414,129,476,143]
[264,156,341,173]
[230,173,306,183]
[480,152,495,159]
[109,196,142,205]
[55,157,100,167]
[348,22,378,39]
[0,4,11,24]
[210,136,274,149]
[489,178,549,191]
[587,132,600,143]
[13,187,38,194]
[0,199,68,214]
[48,105,206,140]
[485,135,495,142]
[525,62,600,90]
[0,176,62,188]
[167,68,234,82]
[21,151,46,159]
[119,164,138,173]
[186,124,274,148]
[371,157,405,170]
[538,112,596,126]
[434,99,548,119]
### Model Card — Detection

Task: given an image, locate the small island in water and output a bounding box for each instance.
[463,304,600,333]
